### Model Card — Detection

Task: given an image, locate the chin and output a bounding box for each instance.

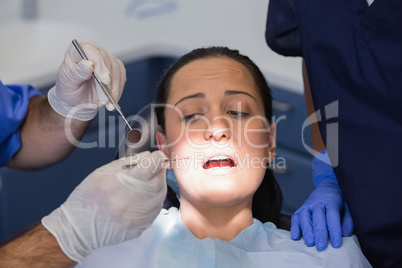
[198,184,252,204]
[202,193,252,207]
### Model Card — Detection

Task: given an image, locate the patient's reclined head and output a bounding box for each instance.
[153,46,283,225]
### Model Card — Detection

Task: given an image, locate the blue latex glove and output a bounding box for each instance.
[290,150,354,251]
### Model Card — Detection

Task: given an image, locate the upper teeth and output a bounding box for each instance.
[209,156,230,161]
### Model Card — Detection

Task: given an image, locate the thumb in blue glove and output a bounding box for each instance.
[290,150,354,251]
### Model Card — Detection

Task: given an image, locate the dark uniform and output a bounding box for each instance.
[266,0,402,267]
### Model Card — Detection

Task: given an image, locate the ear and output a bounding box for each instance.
[266,123,277,163]
[156,131,170,157]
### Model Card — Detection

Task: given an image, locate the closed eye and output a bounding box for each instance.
[182,113,204,122]
[227,110,250,118]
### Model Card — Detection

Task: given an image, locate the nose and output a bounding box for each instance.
[204,115,231,142]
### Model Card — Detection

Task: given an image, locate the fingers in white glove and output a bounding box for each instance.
[83,151,167,221]
[48,41,126,120]
[121,150,167,183]
[64,59,94,87]
[73,42,126,111]
[112,151,168,227]
[102,49,126,111]
[68,42,110,84]
[42,150,168,263]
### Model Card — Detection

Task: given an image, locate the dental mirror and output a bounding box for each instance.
[126,128,142,144]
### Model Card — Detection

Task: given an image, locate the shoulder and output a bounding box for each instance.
[260,223,371,267]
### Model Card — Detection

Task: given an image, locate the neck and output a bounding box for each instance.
[180,199,254,241]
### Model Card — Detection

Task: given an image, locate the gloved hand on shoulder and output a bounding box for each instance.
[42,150,167,263]
[290,150,354,251]
[48,41,126,121]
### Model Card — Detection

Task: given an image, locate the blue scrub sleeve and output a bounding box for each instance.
[0,80,41,167]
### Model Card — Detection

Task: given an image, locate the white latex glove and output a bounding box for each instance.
[48,41,126,121]
[42,150,167,263]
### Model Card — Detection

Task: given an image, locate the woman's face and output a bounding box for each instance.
[156,57,276,206]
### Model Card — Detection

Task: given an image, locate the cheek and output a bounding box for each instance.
[241,120,269,149]
[244,132,267,148]
[163,117,186,150]
[168,123,210,151]
[164,112,208,148]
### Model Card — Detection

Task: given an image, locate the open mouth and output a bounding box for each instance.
[202,156,237,169]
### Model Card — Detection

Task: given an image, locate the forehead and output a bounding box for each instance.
[168,57,259,102]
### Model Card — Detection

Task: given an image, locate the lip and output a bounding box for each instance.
[202,153,238,170]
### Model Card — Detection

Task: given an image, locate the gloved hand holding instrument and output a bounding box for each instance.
[47,40,127,121]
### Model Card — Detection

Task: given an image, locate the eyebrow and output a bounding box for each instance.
[174,93,205,106]
[224,90,257,102]
[174,90,257,106]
